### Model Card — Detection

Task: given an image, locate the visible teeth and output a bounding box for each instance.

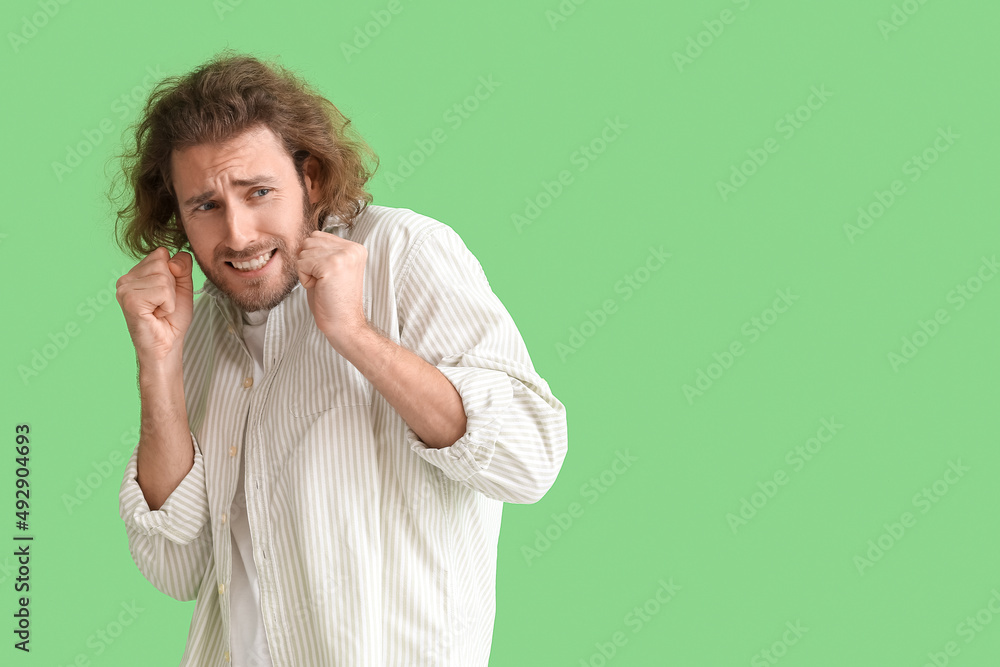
[231,250,274,271]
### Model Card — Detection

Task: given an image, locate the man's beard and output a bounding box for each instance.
[194,192,314,313]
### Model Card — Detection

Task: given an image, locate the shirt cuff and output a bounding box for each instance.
[118,434,211,545]
[406,364,513,482]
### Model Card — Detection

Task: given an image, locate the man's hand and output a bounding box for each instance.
[299,231,467,448]
[115,247,196,509]
[297,230,368,348]
[116,247,194,365]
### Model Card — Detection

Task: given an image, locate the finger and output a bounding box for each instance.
[125,247,174,282]
[295,247,331,266]
[150,279,176,319]
[297,240,331,257]
[301,232,345,250]
[297,268,317,290]
[121,274,177,318]
[134,246,172,271]
[296,255,320,289]
[168,251,194,296]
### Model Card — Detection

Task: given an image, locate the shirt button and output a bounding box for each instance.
[243,376,253,388]
[218,583,225,595]
[221,513,227,524]
[226,325,234,335]
[229,446,238,458]
[224,650,231,662]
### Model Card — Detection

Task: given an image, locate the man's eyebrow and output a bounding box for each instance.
[182,175,280,209]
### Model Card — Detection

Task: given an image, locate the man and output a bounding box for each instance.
[114,52,567,666]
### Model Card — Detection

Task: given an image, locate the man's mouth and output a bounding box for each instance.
[228,249,275,272]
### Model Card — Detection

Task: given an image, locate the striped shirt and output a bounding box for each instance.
[230,305,275,666]
[118,205,569,666]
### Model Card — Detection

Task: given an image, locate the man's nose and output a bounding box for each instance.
[221,203,257,250]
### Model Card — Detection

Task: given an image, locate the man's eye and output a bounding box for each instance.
[196,202,216,211]
[253,188,271,197]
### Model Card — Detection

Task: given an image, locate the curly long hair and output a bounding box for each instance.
[109,50,378,258]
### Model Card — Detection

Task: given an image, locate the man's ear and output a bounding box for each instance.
[301,155,322,205]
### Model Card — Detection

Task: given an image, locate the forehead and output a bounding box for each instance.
[170,125,293,194]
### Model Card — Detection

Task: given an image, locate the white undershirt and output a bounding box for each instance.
[230,307,274,667]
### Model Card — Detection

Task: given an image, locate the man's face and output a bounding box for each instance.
[171,124,319,312]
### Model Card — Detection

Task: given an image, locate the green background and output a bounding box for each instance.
[2,0,999,664]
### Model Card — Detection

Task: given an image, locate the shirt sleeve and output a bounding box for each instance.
[118,433,213,601]
[396,224,568,504]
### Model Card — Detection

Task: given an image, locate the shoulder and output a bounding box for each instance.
[346,204,458,253]
[345,204,476,280]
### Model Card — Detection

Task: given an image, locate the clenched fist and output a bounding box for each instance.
[116,247,194,365]
[297,230,368,348]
